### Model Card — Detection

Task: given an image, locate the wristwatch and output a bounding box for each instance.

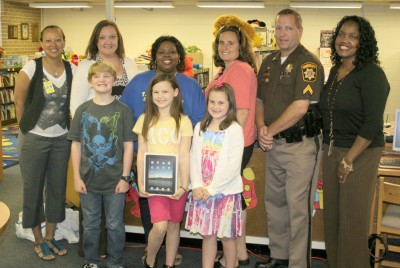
[120,175,132,184]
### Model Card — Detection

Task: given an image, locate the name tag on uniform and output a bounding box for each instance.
[44,80,55,94]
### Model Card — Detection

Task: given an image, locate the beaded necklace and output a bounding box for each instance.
[327,65,355,155]
[327,71,342,156]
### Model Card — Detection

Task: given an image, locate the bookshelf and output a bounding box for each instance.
[253,26,279,72]
[0,67,20,126]
[193,68,209,90]
[254,46,279,72]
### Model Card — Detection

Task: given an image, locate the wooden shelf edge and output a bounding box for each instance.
[1,118,17,126]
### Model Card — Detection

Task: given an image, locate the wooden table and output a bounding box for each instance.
[0,202,10,235]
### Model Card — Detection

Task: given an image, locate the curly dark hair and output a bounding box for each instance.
[148,35,186,73]
[330,15,380,68]
[212,26,257,73]
[85,20,125,60]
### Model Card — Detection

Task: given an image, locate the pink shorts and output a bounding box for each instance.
[148,192,189,223]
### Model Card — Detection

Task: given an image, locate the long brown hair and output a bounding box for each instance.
[212,26,257,73]
[142,74,183,141]
[200,82,238,133]
[85,20,125,60]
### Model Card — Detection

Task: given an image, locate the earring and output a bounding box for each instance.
[178,60,181,64]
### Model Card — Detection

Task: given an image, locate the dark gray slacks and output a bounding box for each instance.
[19,132,70,228]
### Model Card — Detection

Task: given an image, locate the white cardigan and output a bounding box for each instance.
[190,122,244,196]
[70,57,138,117]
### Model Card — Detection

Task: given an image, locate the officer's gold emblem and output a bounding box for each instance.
[285,64,293,74]
[301,62,317,82]
[303,84,314,95]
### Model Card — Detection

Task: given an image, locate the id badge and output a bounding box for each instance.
[44,80,55,94]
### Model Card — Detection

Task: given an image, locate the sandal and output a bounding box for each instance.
[144,255,157,268]
[214,254,239,268]
[34,242,55,261]
[45,238,67,256]
[174,253,183,266]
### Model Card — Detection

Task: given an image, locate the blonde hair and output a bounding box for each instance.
[87,61,117,82]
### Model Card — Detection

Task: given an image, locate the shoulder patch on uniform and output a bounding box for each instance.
[303,84,313,95]
[301,62,317,82]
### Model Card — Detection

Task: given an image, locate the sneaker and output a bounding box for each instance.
[81,264,98,268]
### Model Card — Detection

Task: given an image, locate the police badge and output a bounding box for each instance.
[301,62,317,82]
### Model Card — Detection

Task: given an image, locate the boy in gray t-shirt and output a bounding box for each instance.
[68,61,134,268]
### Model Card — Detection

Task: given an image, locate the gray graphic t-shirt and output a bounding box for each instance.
[68,99,135,194]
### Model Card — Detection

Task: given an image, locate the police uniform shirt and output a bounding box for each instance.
[257,44,324,126]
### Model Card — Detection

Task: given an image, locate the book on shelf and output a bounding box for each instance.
[1,104,16,120]
[0,71,18,87]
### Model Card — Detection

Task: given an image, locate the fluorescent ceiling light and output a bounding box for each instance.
[390,3,400,9]
[290,1,362,9]
[114,2,174,8]
[29,2,93,8]
[197,1,265,8]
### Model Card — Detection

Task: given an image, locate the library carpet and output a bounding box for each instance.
[2,123,18,169]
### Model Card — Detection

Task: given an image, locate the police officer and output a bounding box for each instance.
[255,9,324,268]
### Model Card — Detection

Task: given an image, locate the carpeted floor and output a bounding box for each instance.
[2,123,19,169]
[0,165,330,268]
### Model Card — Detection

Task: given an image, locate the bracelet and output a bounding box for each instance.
[179,186,187,192]
[341,158,354,172]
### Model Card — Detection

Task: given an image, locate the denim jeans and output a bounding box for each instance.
[80,191,126,267]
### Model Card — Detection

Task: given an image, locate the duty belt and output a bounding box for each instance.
[273,125,306,140]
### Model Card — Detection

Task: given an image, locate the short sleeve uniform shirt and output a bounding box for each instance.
[257,44,324,125]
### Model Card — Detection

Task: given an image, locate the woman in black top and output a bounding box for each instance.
[319,16,390,268]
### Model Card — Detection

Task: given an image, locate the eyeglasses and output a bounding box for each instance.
[337,32,359,41]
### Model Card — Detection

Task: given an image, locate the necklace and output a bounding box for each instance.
[328,72,341,156]
[44,58,63,78]
[327,71,343,156]
[53,63,62,77]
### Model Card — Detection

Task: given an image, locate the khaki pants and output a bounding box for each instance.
[264,135,321,268]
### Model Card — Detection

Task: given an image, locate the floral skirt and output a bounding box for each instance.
[185,192,242,239]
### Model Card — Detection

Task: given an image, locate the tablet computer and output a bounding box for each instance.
[144,153,178,196]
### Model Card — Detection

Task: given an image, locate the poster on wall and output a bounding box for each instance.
[320,30,333,82]
[8,25,18,39]
[21,23,29,40]
[32,24,39,42]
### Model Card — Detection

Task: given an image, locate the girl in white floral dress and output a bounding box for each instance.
[186,82,244,268]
